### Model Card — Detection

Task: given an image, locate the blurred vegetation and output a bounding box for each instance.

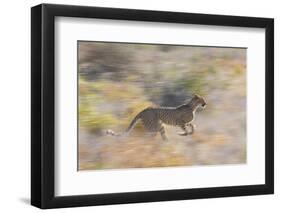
[78,42,247,170]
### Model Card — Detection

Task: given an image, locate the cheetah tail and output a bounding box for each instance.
[106,112,141,137]
[124,113,141,135]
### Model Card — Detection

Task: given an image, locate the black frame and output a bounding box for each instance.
[31,3,274,209]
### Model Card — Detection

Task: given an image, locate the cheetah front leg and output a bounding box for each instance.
[178,123,195,136]
[178,124,189,136]
[187,123,195,134]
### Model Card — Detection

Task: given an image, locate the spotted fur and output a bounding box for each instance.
[106,94,206,141]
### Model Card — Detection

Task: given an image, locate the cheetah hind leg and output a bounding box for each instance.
[159,125,168,141]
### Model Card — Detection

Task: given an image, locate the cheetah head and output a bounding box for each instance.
[194,94,207,108]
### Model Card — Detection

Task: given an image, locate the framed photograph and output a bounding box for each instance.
[31,3,274,209]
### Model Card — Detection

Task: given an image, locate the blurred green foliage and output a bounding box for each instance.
[79,77,153,133]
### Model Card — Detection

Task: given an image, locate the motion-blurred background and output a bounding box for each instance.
[78,41,246,170]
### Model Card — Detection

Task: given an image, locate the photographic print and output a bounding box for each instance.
[78,41,247,171]
[31,4,273,208]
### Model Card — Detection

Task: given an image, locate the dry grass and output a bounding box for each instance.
[79,123,246,170]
